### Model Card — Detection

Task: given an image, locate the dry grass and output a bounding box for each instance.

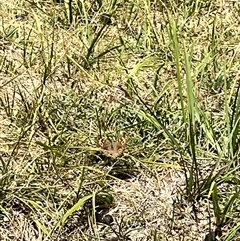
[0,0,240,240]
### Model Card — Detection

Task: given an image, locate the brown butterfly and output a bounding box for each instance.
[98,136,129,158]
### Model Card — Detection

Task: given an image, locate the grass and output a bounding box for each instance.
[0,0,239,240]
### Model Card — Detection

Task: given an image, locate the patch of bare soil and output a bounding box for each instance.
[97,168,215,241]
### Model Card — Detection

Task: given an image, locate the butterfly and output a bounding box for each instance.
[98,136,129,159]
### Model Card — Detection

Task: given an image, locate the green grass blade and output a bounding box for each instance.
[60,194,93,225]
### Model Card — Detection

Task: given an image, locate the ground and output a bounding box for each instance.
[0,0,240,240]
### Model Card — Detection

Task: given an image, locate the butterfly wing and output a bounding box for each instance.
[98,136,128,158]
